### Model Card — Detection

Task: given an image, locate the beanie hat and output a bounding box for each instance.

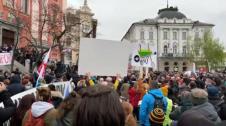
[207,86,219,97]
[161,86,168,97]
[149,108,165,125]
[191,88,208,106]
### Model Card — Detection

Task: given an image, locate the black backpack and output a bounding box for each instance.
[149,93,165,125]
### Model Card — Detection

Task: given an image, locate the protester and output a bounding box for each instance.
[169,91,193,121]
[74,85,125,126]
[177,110,215,126]
[139,81,167,126]
[207,85,224,115]
[0,82,16,126]
[182,88,221,124]
[219,91,226,120]
[10,94,35,126]
[57,92,80,126]
[7,75,25,96]
[121,101,137,126]
[22,87,58,126]
[48,84,63,108]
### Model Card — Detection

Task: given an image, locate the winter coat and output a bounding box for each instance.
[128,87,140,108]
[170,97,193,120]
[22,101,58,126]
[7,75,25,96]
[139,89,167,126]
[208,96,224,114]
[189,102,221,124]
[57,109,74,126]
[219,102,226,120]
[0,91,16,126]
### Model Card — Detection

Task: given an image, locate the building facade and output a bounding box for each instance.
[64,0,97,65]
[0,0,32,48]
[122,6,214,72]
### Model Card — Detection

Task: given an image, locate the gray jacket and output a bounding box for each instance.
[190,102,221,124]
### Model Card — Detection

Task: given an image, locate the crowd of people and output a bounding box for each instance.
[0,64,226,126]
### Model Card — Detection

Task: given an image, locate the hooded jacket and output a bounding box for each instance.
[7,75,25,96]
[139,89,167,126]
[22,101,57,126]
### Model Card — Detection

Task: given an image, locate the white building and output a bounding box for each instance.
[122,6,214,72]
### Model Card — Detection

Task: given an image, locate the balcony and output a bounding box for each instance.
[161,53,189,58]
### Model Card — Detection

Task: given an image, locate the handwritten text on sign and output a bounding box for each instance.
[0,53,12,65]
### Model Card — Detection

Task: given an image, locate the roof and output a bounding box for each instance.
[156,7,187,19]
[193,21,214,27]
[134,19,158,25]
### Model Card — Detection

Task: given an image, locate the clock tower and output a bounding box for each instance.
[77,0,94,36]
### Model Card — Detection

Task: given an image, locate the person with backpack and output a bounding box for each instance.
[22,87,58,126]
[139,81,167,126]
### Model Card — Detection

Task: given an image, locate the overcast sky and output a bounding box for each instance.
[68,0,226,47]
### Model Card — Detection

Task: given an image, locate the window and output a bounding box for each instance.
[3,0,14,8]
[183,46,187,54]
[21,0,29,14]
[149,31,153,40]
[195,32,199,39]
[140,31,144,40]
[173,32,177,40]
[163,31,168,40]
[163,45,168,54]
[182,32,187,40]
[173,45,177,54]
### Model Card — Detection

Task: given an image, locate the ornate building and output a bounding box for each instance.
[64,0,97,65]
[122,6,214,72]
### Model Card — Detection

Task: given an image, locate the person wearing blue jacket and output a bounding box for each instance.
[139,81,168,126]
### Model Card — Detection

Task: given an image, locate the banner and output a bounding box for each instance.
[0,81,73,108]
[78,38,132,76]
[0,53,12,65]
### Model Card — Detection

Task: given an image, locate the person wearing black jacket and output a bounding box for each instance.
[0,82,16,126]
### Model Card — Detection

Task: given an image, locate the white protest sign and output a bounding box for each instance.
[131,43,157,69]
[0,53,12,65]
[78,38,132,76]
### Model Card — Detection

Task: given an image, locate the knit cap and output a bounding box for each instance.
[149,108,165,125]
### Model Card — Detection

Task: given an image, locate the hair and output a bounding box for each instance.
[191,88,208,105]
[48,84,56,91]
[74,85,125,126]
[36,87,51,102]
[10,94,35,126]
[189,81,197,89]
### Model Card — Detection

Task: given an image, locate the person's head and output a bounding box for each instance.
[191,88,208,106]
[17,94,35,119]
[10,75,21,84]
[36,87,51,102]
[207,85,219,98]
[150,81,159,89]
[74,85,125,126]
[189,81,197,90]
[48,84,56,91]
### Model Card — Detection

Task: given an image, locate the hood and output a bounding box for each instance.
[10,75,21,84]
[148,89,164,98]
[31,101,54,117]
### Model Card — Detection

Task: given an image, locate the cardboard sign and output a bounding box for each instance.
[78,38,132,76]
[131,43,157,69]
[0,53,12,65]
